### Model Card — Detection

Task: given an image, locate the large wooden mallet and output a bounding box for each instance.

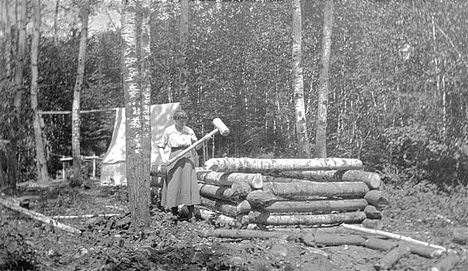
[150,118,230,177]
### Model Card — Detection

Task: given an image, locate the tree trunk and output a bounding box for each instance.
[262,181,369,199]
[31,0,49,183]
[9,0,28,188]
[258,199,368,214]
[54,0,60,45]
[71,0,90,186]
[1,0,12,76]
[291,0,310,158]
[178,0,189,106]
[249,211,366,226]
[205,157,363,173]
[315,0,334,158]
[122,0,152,228]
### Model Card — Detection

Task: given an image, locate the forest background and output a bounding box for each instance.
[1,0,467,190]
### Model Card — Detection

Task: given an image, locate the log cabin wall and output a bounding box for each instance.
[195,157,389,229]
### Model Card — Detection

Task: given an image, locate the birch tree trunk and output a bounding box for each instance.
[71,0,90,186]
[315,0,334,158]
[54,0,60,45]
[122,0,151,228]
[178,0,189,106]
[292,0,311,158]
[31,0,50,183]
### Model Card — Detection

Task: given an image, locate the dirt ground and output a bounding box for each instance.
[1,180,468,271]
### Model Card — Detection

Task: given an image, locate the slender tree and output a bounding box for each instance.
[54,0,60,45]
[7,0,28,187]
[121,0,152,228]
[292,0,310,158]
[31,0,50,183]
[178,0,189,106]
[71,0,90,187]
[315,0,334,158]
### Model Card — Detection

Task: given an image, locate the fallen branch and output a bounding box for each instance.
[51,213,121,219]
[342,224,446,252]
[0,197,81,234]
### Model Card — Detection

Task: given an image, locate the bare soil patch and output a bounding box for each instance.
[1,181,467,271]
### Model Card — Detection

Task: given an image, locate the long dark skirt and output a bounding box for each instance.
[161,149,200,208]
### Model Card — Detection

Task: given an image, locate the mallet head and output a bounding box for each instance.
[212,118,230,136]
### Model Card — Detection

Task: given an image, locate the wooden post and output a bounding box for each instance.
[92,157,96,178]
[62,156,66,179]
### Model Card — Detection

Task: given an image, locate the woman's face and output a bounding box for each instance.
[174,116,187,128]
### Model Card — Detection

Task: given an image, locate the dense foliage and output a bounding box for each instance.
[1,0,467,188]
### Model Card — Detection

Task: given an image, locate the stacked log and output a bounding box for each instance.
[196,157,389,228]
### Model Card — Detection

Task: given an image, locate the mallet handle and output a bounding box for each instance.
[166,128,219,166]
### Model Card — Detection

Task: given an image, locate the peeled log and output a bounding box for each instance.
[364,190,390,207]
[341,170,381,190]
[200,229,291,239]
[364,205,382,219]
[249,211,366,226]
[262,181,369,199]
[374,244,411,270]
[205,157,363,173]
[260,199,368,214]
[200,197,251,216]
[276,170,381,190]
[198,171,264,189]
[363,238,397,251]
[198,183,250,201]
[302,233,366,247]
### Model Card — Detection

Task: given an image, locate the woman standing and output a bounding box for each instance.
[158,109,200,221]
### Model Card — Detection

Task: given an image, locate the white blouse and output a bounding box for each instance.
[158,124,197,149]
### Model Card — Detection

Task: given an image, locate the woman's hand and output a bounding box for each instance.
[161,157,170,164]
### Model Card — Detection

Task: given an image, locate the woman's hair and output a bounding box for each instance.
[173,109,188,120]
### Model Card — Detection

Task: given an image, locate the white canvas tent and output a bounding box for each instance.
[100,103,180,185]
